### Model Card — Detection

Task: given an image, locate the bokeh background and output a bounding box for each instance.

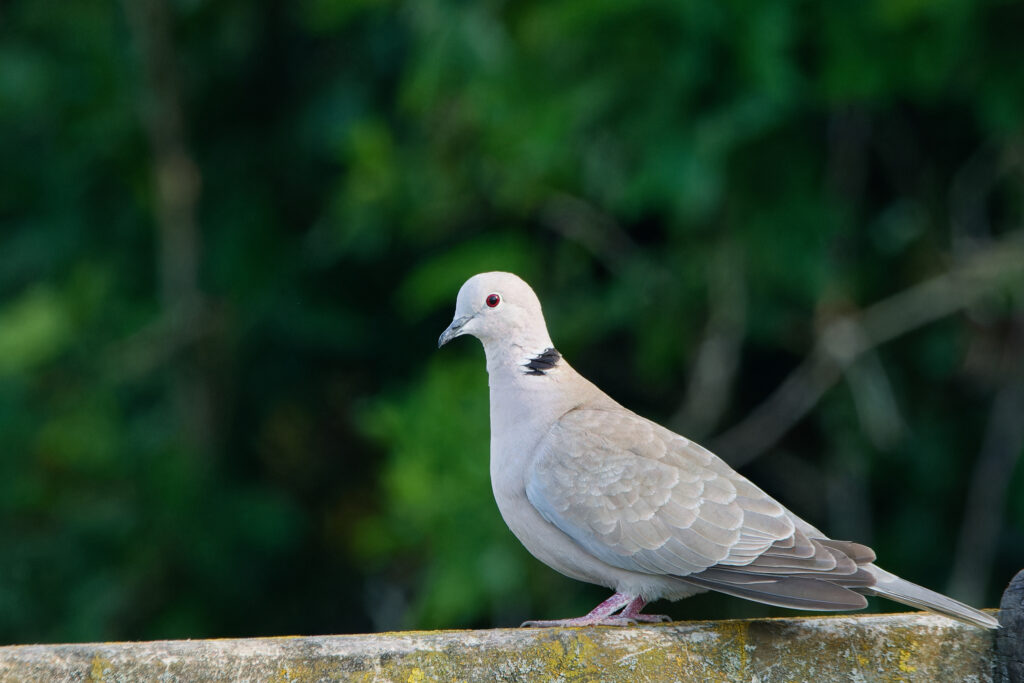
[2,0,1023,644]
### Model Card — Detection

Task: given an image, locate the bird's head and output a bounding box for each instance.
[438,272,552,351]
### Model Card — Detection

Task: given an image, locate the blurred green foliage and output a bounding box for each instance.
[0,0,1022,643]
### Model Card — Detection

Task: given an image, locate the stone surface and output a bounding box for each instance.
[997,569,1024,683]
[0,611,999,682]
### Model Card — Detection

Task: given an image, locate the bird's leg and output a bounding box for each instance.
[618,596,671,623]
[521,592,630,627]
[521,592,664,627]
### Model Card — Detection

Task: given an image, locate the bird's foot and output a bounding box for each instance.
[619,596,670,623]
[520,593,671,628]
[522,615,642,627]
[623,613,671,623]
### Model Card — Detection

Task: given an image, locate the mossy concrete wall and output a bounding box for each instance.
[0,611,1001,682]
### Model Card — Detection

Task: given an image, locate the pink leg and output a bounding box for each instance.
[521,592,669,627]
[619,596,671,623]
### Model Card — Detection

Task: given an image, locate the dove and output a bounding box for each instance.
[437,271,999,629]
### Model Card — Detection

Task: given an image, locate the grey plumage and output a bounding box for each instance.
[438,271,999,630]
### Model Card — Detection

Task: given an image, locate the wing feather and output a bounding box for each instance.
[525,408,879,611]
[526,408,791,576]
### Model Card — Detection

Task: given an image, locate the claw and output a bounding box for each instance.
[521,616,639,628]
[519,593,672,628]
[629,613,671,623]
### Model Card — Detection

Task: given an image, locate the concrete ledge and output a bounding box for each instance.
[0,611,1000,682]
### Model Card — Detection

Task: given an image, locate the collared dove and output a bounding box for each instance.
[438,271,1000,629]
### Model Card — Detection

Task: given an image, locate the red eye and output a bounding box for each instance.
[486,294,500,308]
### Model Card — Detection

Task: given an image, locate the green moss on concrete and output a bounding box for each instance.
[0,611,997,683]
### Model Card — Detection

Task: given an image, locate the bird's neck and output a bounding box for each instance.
[483,340,561,387]
[482,341,594,444]
[482,341,608,495]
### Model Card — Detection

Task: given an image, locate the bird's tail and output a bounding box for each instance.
[863,566,1000,629]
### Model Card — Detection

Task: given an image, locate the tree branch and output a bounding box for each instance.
[123,0,216,455]
[712,234,1024,467]
[669,244,746,438]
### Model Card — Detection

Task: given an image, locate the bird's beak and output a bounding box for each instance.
[438,315,473,348]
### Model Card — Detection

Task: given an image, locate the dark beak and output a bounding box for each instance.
[438,315,472,348]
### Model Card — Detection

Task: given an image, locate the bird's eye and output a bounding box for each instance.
[486,294,500,308]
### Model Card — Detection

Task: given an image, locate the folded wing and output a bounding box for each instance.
[526,408,874,610]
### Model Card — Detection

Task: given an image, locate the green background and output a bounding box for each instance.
[1,0,1022,643]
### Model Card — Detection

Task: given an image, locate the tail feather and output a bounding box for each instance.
[863,566,1000,630]
[683,572,869,611]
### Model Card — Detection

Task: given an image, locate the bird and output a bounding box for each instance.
[437,271,1000,630]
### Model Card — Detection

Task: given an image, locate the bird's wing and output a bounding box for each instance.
[526,407,874,609]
